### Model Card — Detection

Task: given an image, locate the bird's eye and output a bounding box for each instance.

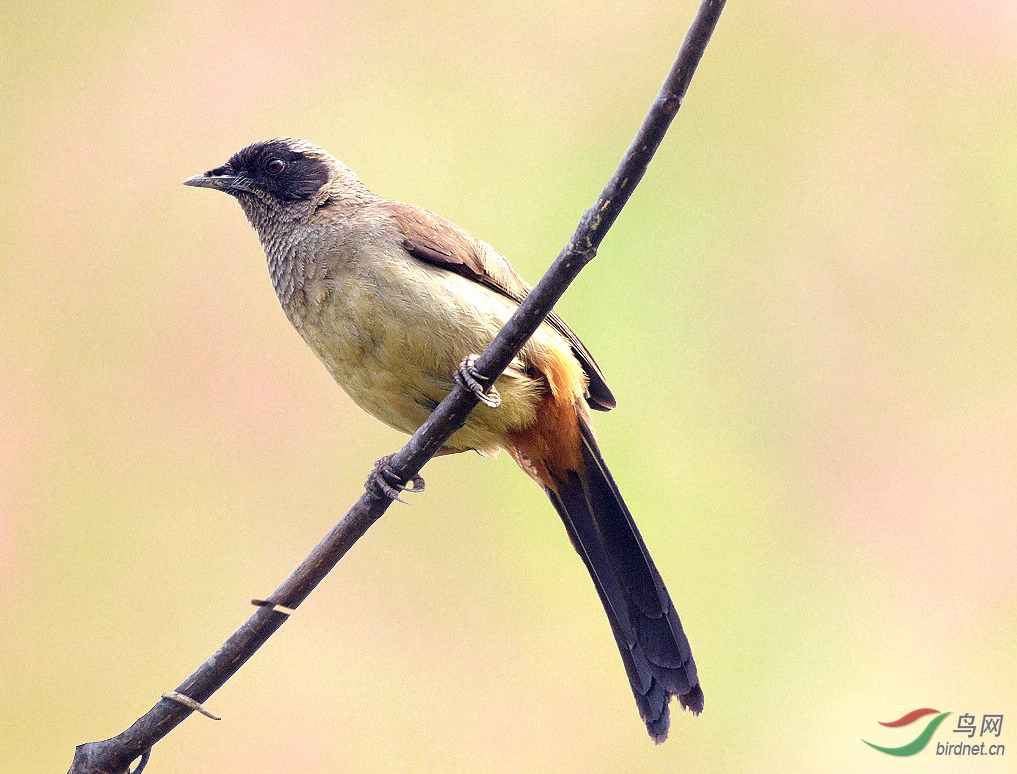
[265,158,286,175]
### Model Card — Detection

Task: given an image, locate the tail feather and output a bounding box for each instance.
[544,416,702,743]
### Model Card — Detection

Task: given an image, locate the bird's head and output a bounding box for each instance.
[184,138,369,229]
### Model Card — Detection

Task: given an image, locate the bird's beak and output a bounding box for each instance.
[183,167,248,194]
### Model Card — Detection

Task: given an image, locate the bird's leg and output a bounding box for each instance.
[455,354,501,408]
[365,454,426,504]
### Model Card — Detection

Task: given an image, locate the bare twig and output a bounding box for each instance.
[67,2,726,771]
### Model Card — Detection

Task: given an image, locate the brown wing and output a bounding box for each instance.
[383,200,616,411]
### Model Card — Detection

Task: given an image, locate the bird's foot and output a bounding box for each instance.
[455,355,501,408]
[365,454,425,504]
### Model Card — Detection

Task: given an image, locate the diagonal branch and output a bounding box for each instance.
[67,2,725,772]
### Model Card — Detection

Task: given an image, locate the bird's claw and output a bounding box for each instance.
[365,454,425,504]
[455,355,501,408]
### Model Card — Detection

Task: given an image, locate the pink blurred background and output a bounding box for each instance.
[1,1,1014,771]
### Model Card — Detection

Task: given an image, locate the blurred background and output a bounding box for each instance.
[1,1,1015,771]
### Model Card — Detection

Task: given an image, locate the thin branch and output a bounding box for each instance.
[67,2,726,772]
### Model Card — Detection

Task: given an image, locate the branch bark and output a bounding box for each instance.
[68,3,726,771]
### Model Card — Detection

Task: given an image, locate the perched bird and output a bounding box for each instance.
[185,138,702,741]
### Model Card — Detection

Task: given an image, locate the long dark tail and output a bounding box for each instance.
[543,416,703,743]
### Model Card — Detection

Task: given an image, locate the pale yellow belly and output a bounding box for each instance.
[291,258,561,454]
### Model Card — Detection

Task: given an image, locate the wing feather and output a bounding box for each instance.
[383,200,615,411]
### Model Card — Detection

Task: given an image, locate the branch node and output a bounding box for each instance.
[251,599,296,616]
[161,691,222,721]
[128,750,152,774]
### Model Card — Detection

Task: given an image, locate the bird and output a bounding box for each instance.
[184,137,702,742]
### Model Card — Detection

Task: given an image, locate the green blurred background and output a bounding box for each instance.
[2,1,1014,771]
